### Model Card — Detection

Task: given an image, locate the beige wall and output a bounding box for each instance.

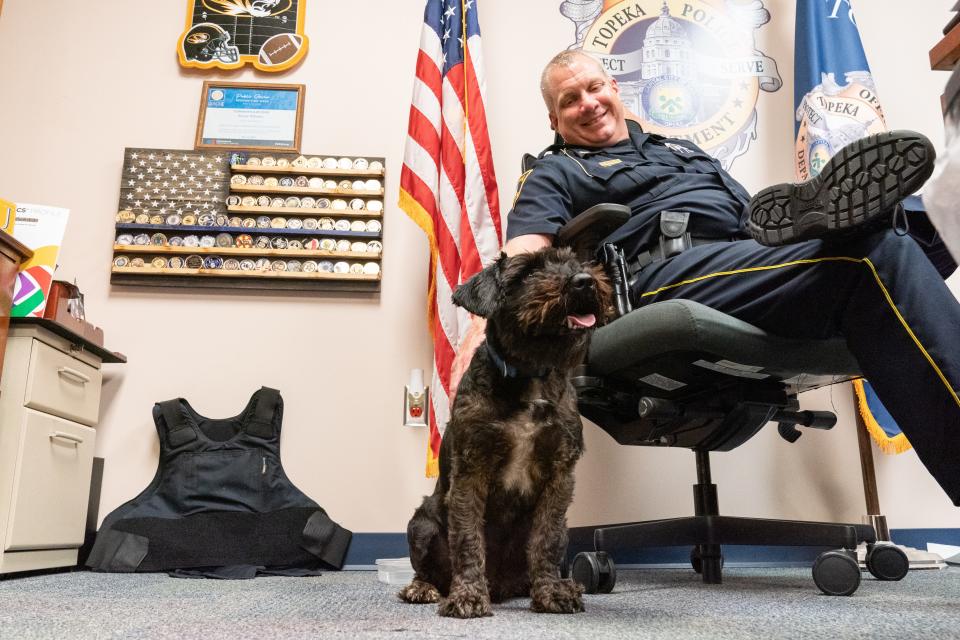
[0,0,956,535]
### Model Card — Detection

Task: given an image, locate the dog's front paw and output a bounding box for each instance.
[438,584,493,618]
[530,578,584,614]
[398,579,441,604]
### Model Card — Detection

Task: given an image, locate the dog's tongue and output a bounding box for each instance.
[567,313,596,328]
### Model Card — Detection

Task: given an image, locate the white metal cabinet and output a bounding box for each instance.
[0,322,109,573]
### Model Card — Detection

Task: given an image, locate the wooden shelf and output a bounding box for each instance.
[115,223,381,238]
[230,184,384,197]
[226,205,382,218]
[113,245,381,259]
[231,164,384,177]
[111,266,380,280]
[931,21,960,70]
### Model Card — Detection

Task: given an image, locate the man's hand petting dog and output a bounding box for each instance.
[398,247,612,617]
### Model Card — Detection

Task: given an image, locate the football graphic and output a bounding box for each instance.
[258,33,303,67]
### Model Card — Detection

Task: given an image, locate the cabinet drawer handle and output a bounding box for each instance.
[57,366,91,384]
[49,431,84,445]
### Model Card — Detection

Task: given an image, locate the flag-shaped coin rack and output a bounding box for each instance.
[110,148,384,292]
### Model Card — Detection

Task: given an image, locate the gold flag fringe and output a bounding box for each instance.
[852,379,912,454]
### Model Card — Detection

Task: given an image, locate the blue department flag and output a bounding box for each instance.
[794,0,911,454]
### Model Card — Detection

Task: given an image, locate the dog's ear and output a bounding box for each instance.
[452,253,505,318]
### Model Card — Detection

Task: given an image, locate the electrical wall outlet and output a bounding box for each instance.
[403,368,429,427]
[403,385,429,427]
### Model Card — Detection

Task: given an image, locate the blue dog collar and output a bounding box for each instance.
[485,342,549,379]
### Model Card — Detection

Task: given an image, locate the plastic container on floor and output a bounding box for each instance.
[375,557,414,585]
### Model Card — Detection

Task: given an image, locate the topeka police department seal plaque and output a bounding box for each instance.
[794,72,886,181]
[561,0,782,170]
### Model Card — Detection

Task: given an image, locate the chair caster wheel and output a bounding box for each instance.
[813,549,861,596]
[571,551,617,594]
[865,543,909,581]
[690,546,724,574]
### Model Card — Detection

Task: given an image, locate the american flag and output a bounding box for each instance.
[118,148,230,219]
[399,0,502,477]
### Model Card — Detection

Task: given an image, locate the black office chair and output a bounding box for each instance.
[528,161,911,596]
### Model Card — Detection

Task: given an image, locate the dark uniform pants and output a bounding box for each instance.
[630,228,960,506]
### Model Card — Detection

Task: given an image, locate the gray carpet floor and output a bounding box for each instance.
[1,567,958,639]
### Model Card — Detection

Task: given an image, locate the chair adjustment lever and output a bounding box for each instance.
[637,397,724,420]
[599,243,632,317]
[775,410,837,443]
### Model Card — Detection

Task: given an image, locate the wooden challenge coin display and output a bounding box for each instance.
[110,148,384,292]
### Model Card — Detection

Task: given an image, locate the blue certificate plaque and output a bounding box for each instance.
[196,82,304,151]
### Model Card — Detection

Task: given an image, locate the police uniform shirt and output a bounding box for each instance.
[506,121,752,263]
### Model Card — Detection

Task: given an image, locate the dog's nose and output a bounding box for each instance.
[571,273,594,290]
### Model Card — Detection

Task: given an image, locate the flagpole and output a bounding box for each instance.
[851,386,890,541]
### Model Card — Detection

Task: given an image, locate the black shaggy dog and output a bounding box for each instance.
[398,247,612,618]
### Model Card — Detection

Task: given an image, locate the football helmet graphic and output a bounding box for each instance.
[182,23,240,63]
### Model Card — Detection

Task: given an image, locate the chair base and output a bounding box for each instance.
[593,515,877,584]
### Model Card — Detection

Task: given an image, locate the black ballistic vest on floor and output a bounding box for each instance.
[87,387,351,573]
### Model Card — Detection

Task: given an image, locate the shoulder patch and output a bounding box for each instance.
[512,169,534,206]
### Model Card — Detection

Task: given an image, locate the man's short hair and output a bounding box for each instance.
[539,50,607,112]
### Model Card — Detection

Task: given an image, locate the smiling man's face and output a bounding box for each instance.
[545,54,629,148]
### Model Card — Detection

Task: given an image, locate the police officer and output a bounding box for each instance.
[454,49,960,508]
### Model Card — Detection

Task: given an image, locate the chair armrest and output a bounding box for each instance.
[556,204,631,260]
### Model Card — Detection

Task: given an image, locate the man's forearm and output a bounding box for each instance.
[503,233,553,256]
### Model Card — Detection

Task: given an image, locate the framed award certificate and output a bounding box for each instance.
[195,81,305,152]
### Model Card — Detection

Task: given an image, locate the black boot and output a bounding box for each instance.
[747,131,936,246]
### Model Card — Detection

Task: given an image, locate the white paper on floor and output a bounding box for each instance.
[927,543,960,565]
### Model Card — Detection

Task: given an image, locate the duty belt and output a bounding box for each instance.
[626,210,739,280]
